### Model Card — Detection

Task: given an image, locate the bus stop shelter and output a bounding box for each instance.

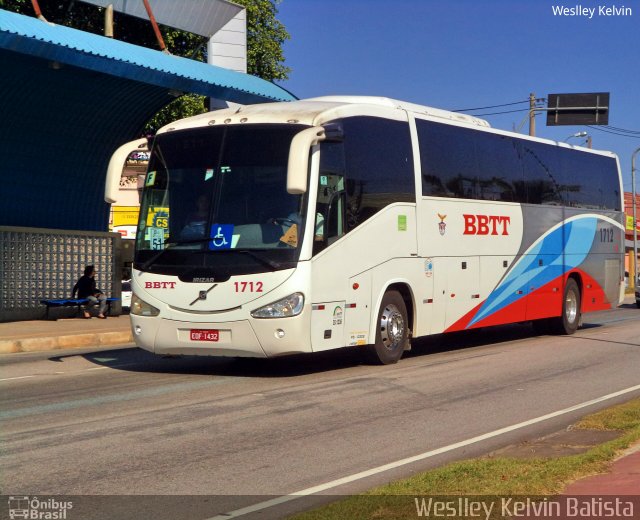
[0,8,294,232]
[0,9,294,321]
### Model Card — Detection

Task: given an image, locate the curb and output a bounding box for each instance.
[0,331,133,354]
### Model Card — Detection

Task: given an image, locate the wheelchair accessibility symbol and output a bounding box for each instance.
[209,224,234,250]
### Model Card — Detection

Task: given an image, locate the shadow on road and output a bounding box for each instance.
[42,320,593,378]
[44,301,640,378]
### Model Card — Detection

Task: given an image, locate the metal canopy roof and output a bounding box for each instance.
[0,10,293,232]
[0,9,291,103]
[77,0,243,38]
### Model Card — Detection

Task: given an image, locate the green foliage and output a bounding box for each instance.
[1,0,291,132]
[146,94,207,134]
[236,0,291,82]
[576,397,640,430]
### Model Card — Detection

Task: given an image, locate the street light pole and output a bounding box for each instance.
[633,147,640,290]
[564,131,588,142]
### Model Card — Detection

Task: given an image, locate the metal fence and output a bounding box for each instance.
[0,226,122,321]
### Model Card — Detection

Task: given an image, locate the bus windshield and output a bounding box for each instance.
[135,124,309,277]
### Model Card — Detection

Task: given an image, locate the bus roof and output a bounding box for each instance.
[155,96,617,160]
[156,96,490,134]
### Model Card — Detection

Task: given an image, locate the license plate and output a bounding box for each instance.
[190,329,219,342]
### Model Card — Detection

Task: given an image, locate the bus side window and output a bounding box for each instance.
[315,141,347,254]
[340,117,415,228]
[325,189,345,244]
[314,177,346,253]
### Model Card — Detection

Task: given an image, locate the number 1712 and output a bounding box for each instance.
[234,281,263,292]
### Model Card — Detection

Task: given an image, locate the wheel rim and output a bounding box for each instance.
[380,303,405,350]
[565,290,578,324]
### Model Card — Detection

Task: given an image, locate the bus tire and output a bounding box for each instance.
[550,278,581,335]
[364,290,408,365]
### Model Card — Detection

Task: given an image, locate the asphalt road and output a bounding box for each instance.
[2,304,640,520]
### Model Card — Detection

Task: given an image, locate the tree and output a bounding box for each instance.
[148,0,291,132]
[238,0,290,81]
[1,0,291,131]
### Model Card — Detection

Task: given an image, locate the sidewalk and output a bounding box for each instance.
[0,315,133,353]
[2,296,635,355]
[562,442,640,495]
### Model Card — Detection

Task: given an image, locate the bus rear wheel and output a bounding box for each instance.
[549,278,581,335]
[364,290,408,365]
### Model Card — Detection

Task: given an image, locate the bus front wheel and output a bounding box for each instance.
[364,290,408,365]
[550,278,581,335]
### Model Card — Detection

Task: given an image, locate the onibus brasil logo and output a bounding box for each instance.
[8,496,73,519]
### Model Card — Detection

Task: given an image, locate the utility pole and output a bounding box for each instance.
[529,93,536,137]
[633,147,640,290]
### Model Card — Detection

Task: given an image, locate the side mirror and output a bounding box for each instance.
[287,127,326,194]
[105,138,148,203]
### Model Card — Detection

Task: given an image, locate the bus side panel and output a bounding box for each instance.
[435,256,480,333]
[523,205,565,321]
[346,272,373,347]
[417,198,524,259]
[465,207,624,329]
[309,204,417,352]
[561,207,625,311]
[417,197,524,333]
[429,203,622,332]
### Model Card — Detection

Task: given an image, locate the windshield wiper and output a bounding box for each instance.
[204,248,282,270]
[232,249,281,270]
[139,238,211,271]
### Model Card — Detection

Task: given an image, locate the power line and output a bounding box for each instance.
[470,108,530,117]
[453,97,640,136]
[603,125,640,135]
[587,126,640,138]
[452,99,530,112]
[470,107,545,117]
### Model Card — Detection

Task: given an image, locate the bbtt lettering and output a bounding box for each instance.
[463,214,511,235]
[144,281,177,289]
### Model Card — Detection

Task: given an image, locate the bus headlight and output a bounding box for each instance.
[251,293,304,319]
[130,294,160,316]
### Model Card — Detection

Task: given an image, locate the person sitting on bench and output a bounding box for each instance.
[72,265,107,319]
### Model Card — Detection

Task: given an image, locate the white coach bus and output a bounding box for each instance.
[106,96,625,364]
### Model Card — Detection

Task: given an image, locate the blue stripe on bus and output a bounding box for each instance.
[468,216,598,327]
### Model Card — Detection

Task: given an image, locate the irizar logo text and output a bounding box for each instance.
[8,496,73,520]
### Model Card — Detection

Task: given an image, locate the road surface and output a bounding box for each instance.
[2,304,640,519]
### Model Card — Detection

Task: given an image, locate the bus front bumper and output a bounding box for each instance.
[130,313,311,358]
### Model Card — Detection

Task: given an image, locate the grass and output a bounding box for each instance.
[289,398,640,520]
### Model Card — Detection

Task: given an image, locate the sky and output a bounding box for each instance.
[276,0,640,191]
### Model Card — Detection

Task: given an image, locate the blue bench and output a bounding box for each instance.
[40,297,120,319]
